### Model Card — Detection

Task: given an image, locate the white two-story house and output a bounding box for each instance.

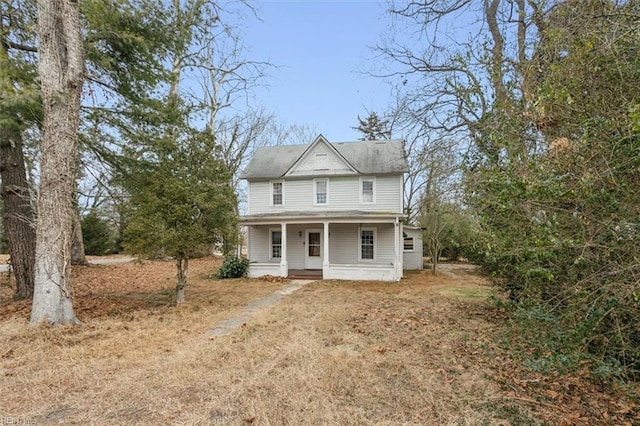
[240,135,409,281]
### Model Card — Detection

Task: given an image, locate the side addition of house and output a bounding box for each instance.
[240,135,410,281]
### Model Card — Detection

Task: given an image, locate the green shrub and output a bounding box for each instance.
[217,256,249,279]
[82,209,116,255]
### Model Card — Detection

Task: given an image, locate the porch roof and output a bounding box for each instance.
[240,210,405,225]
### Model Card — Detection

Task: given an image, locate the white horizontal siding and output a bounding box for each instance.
[248,224,306,268]
[247,263,281,278]
[375,224,396,264]
[374,176,403,212]
[247,175,403,215]
[248,222,401,280]
[248,226,270,262]
[282,180,313,210]
[327,223,395,265]
[403,227,424,270]
[325,264,396,281]
[248,181,270,214]
[328,224,358,264]
[251,223,396,266]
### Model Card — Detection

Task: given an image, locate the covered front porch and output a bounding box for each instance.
[241,212,404,282]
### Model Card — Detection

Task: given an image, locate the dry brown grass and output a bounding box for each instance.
[0,260,636,425]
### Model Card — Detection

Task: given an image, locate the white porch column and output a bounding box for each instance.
[398,219,404,278]
[245,225,250,261]
[280,222,288,277]
[323,221,330,278]
[394,217,401,280]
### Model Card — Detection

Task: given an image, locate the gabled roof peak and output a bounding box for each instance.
[283,134,358,176]
[313,134,329,143]
[240,135,408,180]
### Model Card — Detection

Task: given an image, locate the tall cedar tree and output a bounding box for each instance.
[121,98,237,305]
[353,112,391,140]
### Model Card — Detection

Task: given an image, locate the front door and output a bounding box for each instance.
[305,229,322,269]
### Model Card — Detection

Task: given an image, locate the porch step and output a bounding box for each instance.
[287,269,323,280]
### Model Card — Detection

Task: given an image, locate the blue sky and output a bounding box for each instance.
[243,1,392,141]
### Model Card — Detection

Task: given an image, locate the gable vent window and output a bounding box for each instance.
[315,153,328,170]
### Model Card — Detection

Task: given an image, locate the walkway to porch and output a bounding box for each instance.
[287,269,323,280]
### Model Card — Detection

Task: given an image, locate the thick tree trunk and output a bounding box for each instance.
[71,206,86,265]
[0,127,36,299]
[30,0,84,325]
[176,256,188,305]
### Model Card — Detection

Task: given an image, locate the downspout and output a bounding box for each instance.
[394,217,401,281]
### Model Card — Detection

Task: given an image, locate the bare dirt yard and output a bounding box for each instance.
[0,258,637,425]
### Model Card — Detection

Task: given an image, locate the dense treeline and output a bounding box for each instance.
[467,1,640,379]
[382,0,640,380]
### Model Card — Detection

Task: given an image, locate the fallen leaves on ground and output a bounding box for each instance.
[345,269,640,425]
[258,275,290,283]
[0,256,223,321]
[0,260,637,424]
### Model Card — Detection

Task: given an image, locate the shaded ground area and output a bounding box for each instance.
[0,259,637,424]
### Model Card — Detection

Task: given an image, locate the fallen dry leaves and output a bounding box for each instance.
[257,274,290,283]
[0,260,638,424]
[338,269,640,425]
[0,257,217,321]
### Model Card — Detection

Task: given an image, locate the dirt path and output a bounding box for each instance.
[206,279,315,337]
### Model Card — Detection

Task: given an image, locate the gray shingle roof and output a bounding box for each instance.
[240,137,408,179]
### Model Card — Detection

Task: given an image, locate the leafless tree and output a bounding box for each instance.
[376,0,546,165]
[268,122,318,146]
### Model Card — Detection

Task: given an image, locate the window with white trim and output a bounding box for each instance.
[360,177,375,203]
[359,227,376,261]
[403,237,415,252]
[270,229,282,259]
[314,178,328,205]
[271,181,283,206]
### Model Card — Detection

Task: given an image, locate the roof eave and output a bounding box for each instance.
[240,211,407,224]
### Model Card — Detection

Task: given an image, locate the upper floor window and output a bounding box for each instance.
[314,153,328,170]
[271,181,283,206]
[360,177,375,203]
[314,178,328,205]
